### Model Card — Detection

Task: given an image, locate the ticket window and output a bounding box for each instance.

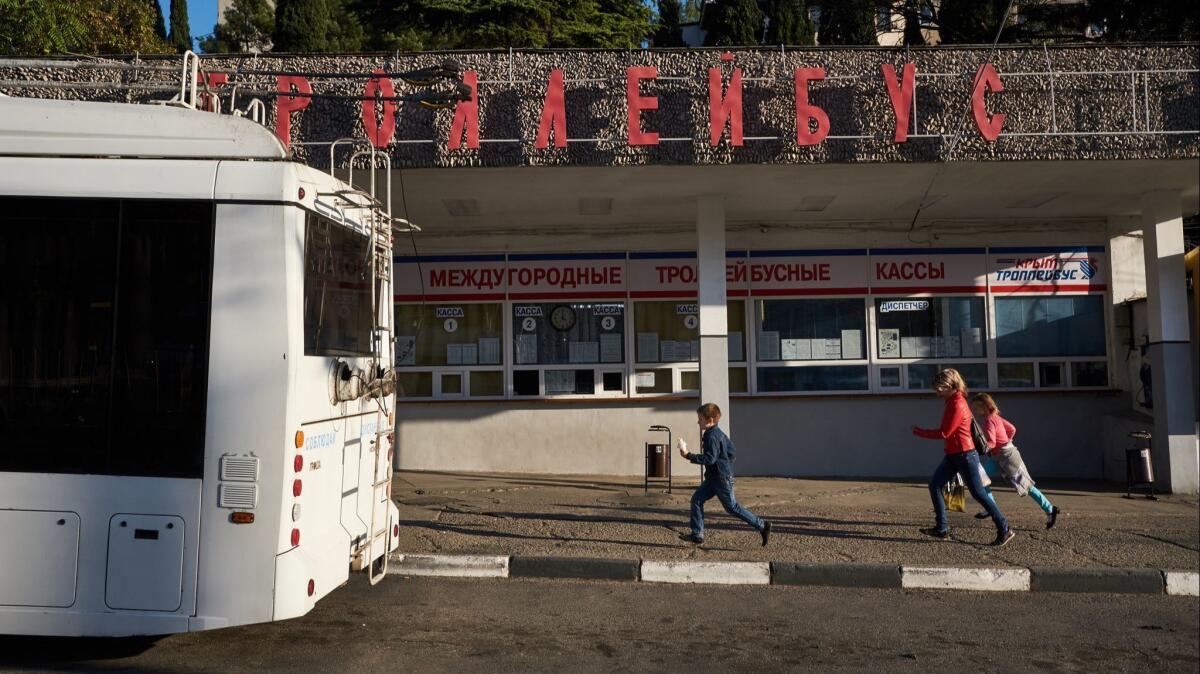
[633,300,746,395]
[994,296,1108,389]
[753,298,869,393]
[394,303,504,398]
[510,302,626,398]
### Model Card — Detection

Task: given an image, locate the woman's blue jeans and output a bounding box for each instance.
[929,450,1008,535]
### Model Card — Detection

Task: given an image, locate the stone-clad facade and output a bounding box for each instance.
[2,45,1197,169]
[0,44,1195,167]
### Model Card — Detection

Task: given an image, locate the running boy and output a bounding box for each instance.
[970,392,1061,529]
[678,403,771,547]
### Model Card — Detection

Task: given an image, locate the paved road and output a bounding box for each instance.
[3,575,1196,673]
[392,472,1200,570]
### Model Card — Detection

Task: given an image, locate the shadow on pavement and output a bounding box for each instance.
[0,635,165,669]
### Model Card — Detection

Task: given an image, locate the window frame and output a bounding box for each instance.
[870,293,991,393]
[748,295,872,396]
[394,301,507,400]
[630,299,749,398]
[507,299,630,400]
[988,292,1111,391]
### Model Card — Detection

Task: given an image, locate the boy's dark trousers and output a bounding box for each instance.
[689,474,764,539]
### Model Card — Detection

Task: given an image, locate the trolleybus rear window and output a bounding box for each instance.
[303,213,376,357]
[0,197,213,478]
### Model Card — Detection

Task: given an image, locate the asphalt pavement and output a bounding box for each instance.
[391,471,1200,570]
[3,575,1196,673]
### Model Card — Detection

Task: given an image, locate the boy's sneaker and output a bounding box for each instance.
[1046,506,1060,530]
[760,521,772,547]
[679,532,704,545]
[920,527,949,539]
[992,530,1016,547]
[973,510,992,519]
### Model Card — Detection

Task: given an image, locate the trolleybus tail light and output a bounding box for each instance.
[393,524,399,537]
[294,455,303,472]
[231,512,255,524]
[293,479,303,497]
[298,187,306,200]
[294,431,304,449]
[291,528,300,546]
[307,579,315,596]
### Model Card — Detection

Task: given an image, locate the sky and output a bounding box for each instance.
[158,0,220,50]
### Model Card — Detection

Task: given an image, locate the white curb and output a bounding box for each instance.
[640,561,771,585]
[1164,571,1199,597]
[389,554,510,578]
[902,566,1031,592]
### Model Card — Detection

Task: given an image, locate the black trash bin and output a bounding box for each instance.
[1124,431,1157,500]
[645,425,672,493]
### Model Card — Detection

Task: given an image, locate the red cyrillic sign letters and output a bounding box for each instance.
[535,69,568,149]
[881,63,916,142]
[448,70,480,150]
[362,69,396,148]
[794,68,830,146]
[972,63,1005,142]
[626,66,659,146]
[709,66,743,146]
[272,60,1012,152]
[274,75,312,147]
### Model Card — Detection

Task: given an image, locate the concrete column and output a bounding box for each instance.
[1139,191,1199,494]
[697,194,730,432]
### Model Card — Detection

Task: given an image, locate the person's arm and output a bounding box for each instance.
[1001,417,1016,443]
[984,416,1004,451]
[913,401,958,439]
[687,431,719,465]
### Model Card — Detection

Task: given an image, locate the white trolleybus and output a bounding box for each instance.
[0,90,406,636]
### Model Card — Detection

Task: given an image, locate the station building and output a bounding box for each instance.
[5,44,1197,491]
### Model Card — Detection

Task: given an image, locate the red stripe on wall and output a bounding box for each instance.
[870,285,988,295]
[394,293,506,301]
[507,291,628,300]
[750,287,869,297]
[990,284,1107,294]
[629,290,697,299]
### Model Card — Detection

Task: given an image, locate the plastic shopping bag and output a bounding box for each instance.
[943,474,966,513]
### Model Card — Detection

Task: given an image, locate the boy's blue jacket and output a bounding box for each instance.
[688,425,736,480]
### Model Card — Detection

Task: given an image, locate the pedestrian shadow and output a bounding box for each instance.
[573,503,930,532]
[397,470,637,492]
[427,505,936,546]
[398,519,681,550]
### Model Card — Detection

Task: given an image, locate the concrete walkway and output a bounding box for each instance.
[391,471,1199,571]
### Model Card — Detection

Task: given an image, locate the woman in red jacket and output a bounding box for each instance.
[911,368,1014,546]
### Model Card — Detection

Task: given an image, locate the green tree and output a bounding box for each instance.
[936,0,1006,44]
[168,0,190,51]
[355,0,653,51]
[1086,0,1196,42]
[653,0,685,47]
[325,0,367,51]
[0,0,171,55]
[701,0,764,46]
[200,0,273,52]
[273,0,332,51]
[764,0,815,45]
[816,0,875,44]
[147,0,167,39]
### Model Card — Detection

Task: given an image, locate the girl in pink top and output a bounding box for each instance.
[970,393,1061,529]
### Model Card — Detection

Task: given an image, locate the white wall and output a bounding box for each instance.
[395,392,1123,479]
